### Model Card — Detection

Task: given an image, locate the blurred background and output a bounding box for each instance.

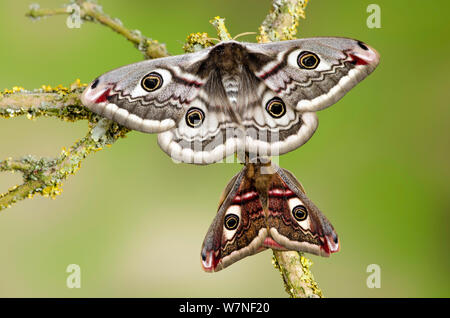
[0,0,448,297]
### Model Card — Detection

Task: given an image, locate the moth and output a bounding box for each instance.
[201,162,339,272]
[81,37,379,164]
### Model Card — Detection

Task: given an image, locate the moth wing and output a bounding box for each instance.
[81,48,213,134]
[156,48,247,165]
[240,37,379,157]
[245,37,380,112]
[266,165,340,257]
[157,97,241,165]
[201,166,267,272]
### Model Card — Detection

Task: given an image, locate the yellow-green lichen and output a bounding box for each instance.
[272,253,296,298]
[272,251,323,298]
[183,32,215,53]
[209,16,232,41]
[0,80,90,121]
[299,254,323,297]
[258,0,309,43]
[0,80,129,211]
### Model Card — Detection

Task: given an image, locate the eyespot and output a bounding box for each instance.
[265,97,286,118]
[91,78,99,89]
[297,51,320,69]
[185,107,205,128]
[332,232,339,244]
[224,213,239,231]
[141,72,163,92]
[292,205,308,221]
[357,41,369,51]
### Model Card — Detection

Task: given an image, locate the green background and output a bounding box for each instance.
[0,0,449,297]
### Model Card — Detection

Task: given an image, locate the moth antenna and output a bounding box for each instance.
[232,32,257,41]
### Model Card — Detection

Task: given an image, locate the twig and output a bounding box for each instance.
[0,0,173,211]
[182,33,215,53]
[26,0,169,59]
[0,82,129,210]
[210,16,232,41]
[0,81,89,121]
[258,0,309,43]
[0,119,129,210]
[273,251,322,297]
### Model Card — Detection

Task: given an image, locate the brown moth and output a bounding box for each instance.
[201,162,339,272]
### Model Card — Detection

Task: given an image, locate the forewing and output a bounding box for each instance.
[201,166,267,272]
[240,37,379,157]
[81,49,212,133]
[266,166,340,257]
[245,37,380,112]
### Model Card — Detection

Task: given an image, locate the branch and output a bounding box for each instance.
[0,81,89,121]
[26,0,169,59]
[257,0,324,298]
[183,33,215,53]
[0,82,129,210]
[0,0,173,211]
[0,119,128,209]
[210,16,232,41]
[258,0,309,43]
[273,251,323,298]
[4,0,323,298]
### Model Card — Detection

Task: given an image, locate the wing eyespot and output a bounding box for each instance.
[265,97,286,118]
[292,205,308,221]
[185,107,205,128]
[224,213,239,231]
[141,72,163,92]
[357,41,369,51]
[297,51,320,69]
[91,78,99,89]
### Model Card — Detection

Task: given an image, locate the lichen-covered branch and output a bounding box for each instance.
[0,81,89,121]
[3,0,323,298]
[183,33,215,53]
[273,251,322,298]
[0,119,128,209]
[210,16,232,41]
[0,120,128,210]
[258,0,323,298]
[258,0,309,43]
[0,82,129,210]
[26,0,169,59]
[0,0,171,211]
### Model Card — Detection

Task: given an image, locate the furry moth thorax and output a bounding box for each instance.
[81,38,379,164]
[200,162,340,272]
